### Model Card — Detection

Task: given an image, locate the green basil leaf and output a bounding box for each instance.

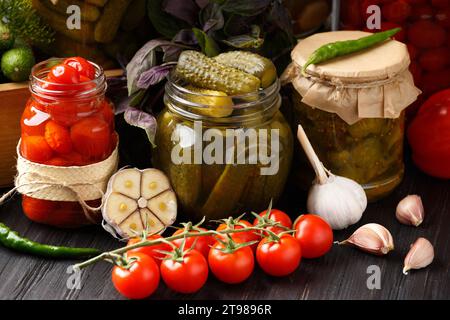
[192,27,220,57]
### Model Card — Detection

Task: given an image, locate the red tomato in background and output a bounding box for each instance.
[253,209,292,235]
[216,220,260,251]
[382,0,412,23]
[409,62,423,86]
[70,116,111,160]
[341,0,364,28]
[208,242,254,284]
[112,252,160,300]
[256,235,301,277]
[408,20,447,48]
[421,69,450,95]
[407,43,420,60]
[411,4,434,20]
[171,228,215,259]
[419,47,450,71]
[127,234,171,266]
[408,89,450,179]
[431,0,450,8]
[435,7,450,28]
[160,249,208,293]
[294,215,334,259]
[20,135,53,163]
[64,57,96,80]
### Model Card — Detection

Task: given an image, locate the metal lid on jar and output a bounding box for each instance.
[282,31,422,124]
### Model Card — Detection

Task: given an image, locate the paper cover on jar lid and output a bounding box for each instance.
[281,31,422,124]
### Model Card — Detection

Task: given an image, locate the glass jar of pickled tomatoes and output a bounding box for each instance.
[20,57,116,228]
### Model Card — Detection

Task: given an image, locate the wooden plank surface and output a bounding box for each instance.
[0,157,448,300]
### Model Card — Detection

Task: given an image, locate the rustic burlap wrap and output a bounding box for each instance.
[281,31,422,125]
[0,141,119,222]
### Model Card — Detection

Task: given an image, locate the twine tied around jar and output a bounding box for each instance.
[0,142,119,223]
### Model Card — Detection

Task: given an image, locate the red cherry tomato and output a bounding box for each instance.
[294,214,334,259]
[160,249,208,293]
[47,64,80,84]
[112,252,160,300]
[208,242,254,284]
[435,7,450,28]
[216,220,260,251]
[382,0,412,23]
[70,116,111,160]
[419,47,450,71]
[408,20,447,48]
[421,69,450,95]
[127,234,171,266]
[411,4,434,20]
[64,57,96,80]
[253,209,292,235]
[20,135,53,163]
[431,0,450,8]
[44,120,73,154]
[171,228,215,259]
[408,89,450,179]
[256,234,301,277]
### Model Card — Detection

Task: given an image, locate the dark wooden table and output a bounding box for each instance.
[0,157,449,300]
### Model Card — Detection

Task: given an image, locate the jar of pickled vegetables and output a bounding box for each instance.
[153,74,293,221]
[340,0,450,113]
[19,57,117,228]
[282,31,421,201]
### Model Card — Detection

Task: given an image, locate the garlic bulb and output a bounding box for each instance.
[102,168,177,238]
[297,125,367,230]
[403,237,434,275]
[339,223,394,255]
[396,195,424,227]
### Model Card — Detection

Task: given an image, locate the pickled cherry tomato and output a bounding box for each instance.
[21,102,50,136]
[44,121,73,154]
[46,157,72,166]
[70,117,111,160]
[20,136,53,163]
[382,0,412,23]
[48,64,80,84]
[60,151,89,166]
[408,20,447,48]
[431,0,450,8]
[100,100,115,128]
[64,57,95,80]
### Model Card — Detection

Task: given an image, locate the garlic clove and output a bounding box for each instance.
[403,237,434,275]
[396,195,424,227]
[340,223,394,255]
[110,168,142,200]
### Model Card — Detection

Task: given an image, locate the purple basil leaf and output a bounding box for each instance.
[195,0,209,9]
[124,107,158,147]
[223,14,252,36]
[137,65,173,90]
[163,45,183,62]
[200,3,224,32]
[126,39,173,96]
[162,0,200,25]
[173,29,198,46]
[268,1,294,36]
[221,0,271,16]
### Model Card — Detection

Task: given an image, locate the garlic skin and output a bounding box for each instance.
[403,237,434,275]
[340,223,394,255]
[396,195,424,227]
[307,175,367,230]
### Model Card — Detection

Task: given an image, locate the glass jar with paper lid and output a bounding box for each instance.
[282,31,421,201]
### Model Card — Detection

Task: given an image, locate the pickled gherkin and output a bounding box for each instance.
[214,51,277,88]
[176,51,261,95]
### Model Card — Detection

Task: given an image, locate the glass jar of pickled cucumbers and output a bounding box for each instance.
[282,31,421,201]
[153,75,293,221]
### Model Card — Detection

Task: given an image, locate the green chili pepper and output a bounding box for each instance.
[0,223,101,259]
[302,28,401,75]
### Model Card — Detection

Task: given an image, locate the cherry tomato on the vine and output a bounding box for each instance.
[127,234,171,266]
[208,242,254,284]
[111,252,160,300]
[171,228,215,259]
[294,214,333,259]
[216,220,260,251]
[253,209,292,235]
[256,234,302,277]
[160,249,208,294]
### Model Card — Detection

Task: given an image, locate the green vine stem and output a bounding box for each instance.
[72,217,293,271]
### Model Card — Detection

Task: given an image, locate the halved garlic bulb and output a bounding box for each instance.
[102,168,177,238]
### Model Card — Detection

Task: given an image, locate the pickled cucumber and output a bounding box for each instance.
[214,51,277,88]
[176,51,261,95]
[185,85,234,118]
